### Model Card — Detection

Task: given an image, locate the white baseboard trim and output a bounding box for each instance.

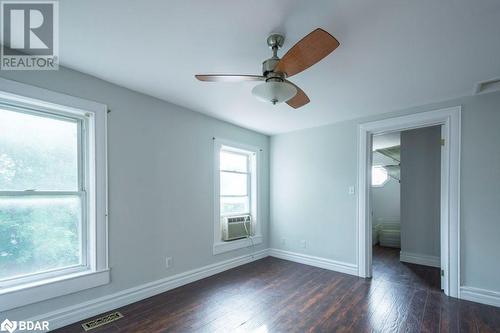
[268,248,358,276]
[379,238,401,248]
[378,240,401,249]
[400,251,440,268]
[460,286,500,308]
[28,249,269,331]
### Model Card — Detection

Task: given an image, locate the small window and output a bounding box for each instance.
[372,166,389,187]
[213,139,262,254]
[220,150,251,216]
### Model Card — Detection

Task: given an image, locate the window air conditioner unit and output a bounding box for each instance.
[222,215,252,241]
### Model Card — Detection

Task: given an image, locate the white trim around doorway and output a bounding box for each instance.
[356,106,461,298]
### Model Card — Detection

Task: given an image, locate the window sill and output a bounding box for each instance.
[0,268,110,311]
[213,235,263,255]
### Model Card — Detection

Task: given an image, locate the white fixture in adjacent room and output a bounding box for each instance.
[372,166,389,187]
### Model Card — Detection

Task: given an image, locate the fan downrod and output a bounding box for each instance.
[262,33,285,77]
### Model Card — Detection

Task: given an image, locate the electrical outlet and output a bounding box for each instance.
[165,256,173,269]
[300,240,307,248]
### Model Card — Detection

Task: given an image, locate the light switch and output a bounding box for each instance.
[165,256,173,269]
[348,186,355,195]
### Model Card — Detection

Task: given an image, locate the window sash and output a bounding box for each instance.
[0,104,86,192]
[219,169,249,175]
[219,157,251,209]
[0,191,88,285]
[220,171,249,197]
[0,191,83,196]
[220,195,250,217]
[220,148,250,173]
[0,261,87,288]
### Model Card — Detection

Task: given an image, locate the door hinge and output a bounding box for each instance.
[441,269,445,276]
[440,138,445,146]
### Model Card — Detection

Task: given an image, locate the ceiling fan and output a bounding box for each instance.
[195,28,339,109]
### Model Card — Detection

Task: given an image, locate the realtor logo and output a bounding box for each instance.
[1,1,59,70]
[0,319,17,333]
[0,318,49,332]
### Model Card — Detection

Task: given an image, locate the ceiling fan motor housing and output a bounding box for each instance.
[262,58,281,77]
[262,33,286,78]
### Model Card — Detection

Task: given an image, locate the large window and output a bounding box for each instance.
[0,80,108,312]
[213,139,262,254]
[0,108,84,282]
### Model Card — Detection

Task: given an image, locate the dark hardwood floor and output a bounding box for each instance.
[56,248,500,332]
[372,245,441,292]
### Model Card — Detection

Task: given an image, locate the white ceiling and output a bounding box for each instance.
[59,0,500,135]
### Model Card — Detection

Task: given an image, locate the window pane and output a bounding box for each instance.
[0,196,82,280]
[0,108,79,191]
[220,171,247,196]
[220,150,248,172]
[221,196,249,215]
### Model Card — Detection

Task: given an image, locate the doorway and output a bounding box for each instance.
[371,128,442,291]
[357,107,461,297]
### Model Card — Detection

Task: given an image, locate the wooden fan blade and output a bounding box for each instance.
[195,74,265,82]
[286,81,310,109]
[275,28,339,78]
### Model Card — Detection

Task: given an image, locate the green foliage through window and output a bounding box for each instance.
[0,108,83,281]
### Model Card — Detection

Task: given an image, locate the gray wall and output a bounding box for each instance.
[0,68,270,320]
[271,123,357,263]
[400,126,441,257]
[271,91,500,293]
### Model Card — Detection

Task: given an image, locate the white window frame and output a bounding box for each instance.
[213,138,262,255]
[0,78,109,311]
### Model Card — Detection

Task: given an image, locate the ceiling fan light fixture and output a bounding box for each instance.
[251,81,297,105]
